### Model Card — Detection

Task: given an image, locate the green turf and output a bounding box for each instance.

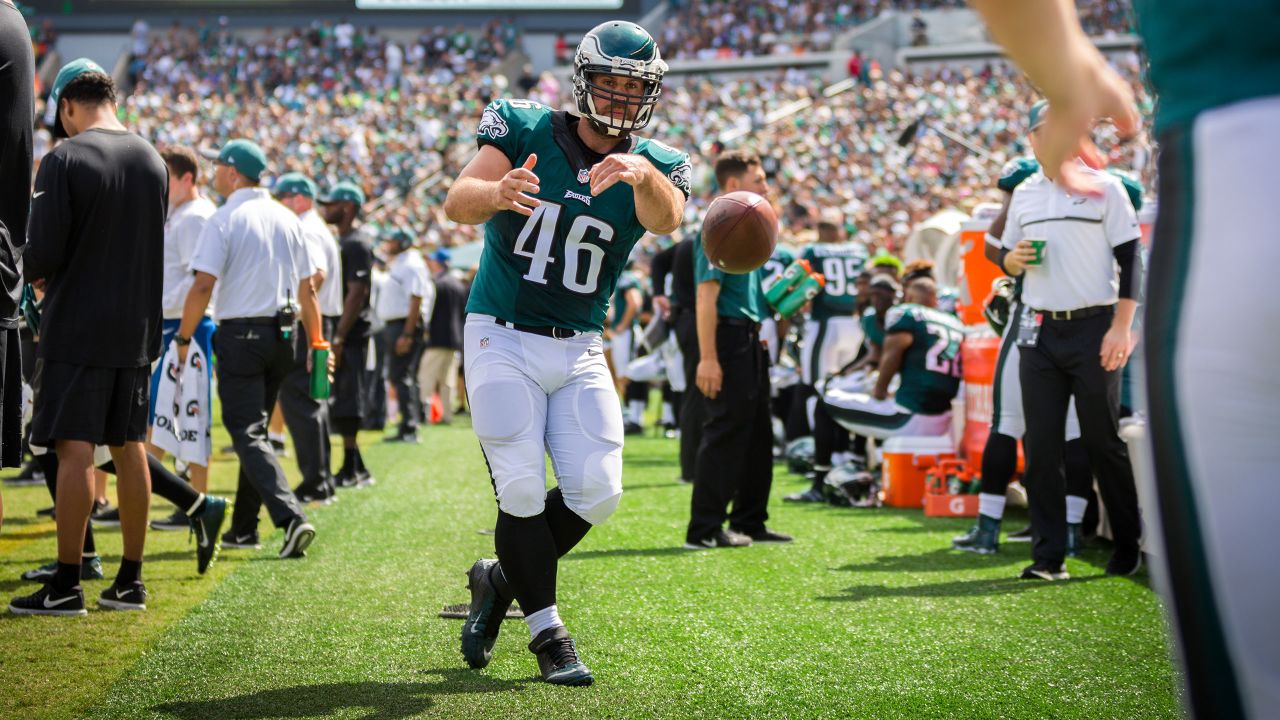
[1,421,1184,719]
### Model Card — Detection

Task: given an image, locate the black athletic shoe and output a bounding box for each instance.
[386,430,419,444]
[623,421,644,436]
[5,461,45,486]
[9,583,87,616]
[1019,563,1069,581]
[193,497,227,574]
[36,505,55,518]
[529,627,594,687]
[1105,548,1143,577]
[270,438,289,457]
[221,530,262,550]
[151,509,190,531]
[294,484,330,505]
[279,517,315,559]
[784,487,826,503]
[21,556,104,583]
[1006,524,1034,542]
[334,469,360,489]
[98,581,147,611]
[91,506,121,528]
[953,514,1001,555]
[461,559,513,669]
[683,529,752,550]
[741,527,793,543]
[354,469,376,488]
[1065,522,1086,558]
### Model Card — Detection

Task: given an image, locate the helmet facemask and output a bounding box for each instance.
[571,29,667,138]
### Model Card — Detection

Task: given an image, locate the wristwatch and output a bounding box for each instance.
[175,335,192,346]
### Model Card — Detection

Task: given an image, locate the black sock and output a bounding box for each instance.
[810,468,829,493]
[53,562,81,592]
[83,525,96,555]
[544,487,592,558]
[340,448,355,475]
[493,510,557,615]
[354,447,367,474]
[116,558,142,586]
[980,432,1019,496]
[185,496,208,517]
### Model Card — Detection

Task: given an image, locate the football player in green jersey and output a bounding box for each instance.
[443,21,688,687]
[799,210,870,387]
[823,277,964,439]
[972,2,1280,714]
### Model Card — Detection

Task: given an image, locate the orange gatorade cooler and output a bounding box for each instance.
[961,336,1024,474]
[881,436,956,508]
[955,203,1002,327]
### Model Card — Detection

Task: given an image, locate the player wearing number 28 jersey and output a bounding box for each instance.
[443,21,689,687]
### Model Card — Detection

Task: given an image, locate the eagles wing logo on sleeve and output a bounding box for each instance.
[668,162,691,194]
[477,105,509,140]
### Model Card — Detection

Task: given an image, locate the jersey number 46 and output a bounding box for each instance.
[514,200,614,295]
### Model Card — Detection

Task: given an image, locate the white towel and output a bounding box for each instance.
[152,339,212,465]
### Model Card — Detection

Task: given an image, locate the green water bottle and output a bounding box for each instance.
[764,259,812,307]
[310,340,331,400]
[774,273,825,318]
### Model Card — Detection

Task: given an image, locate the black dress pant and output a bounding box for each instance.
[217,320,306,534]
[687,321,773,541]
[1020,309,1140,566]
[674,308,701,483]
[279,319,333,494]
[382,319,424,435]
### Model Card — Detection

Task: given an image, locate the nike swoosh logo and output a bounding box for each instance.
[198,532,210,549]
[587,349,601,356]
[115,588,133,599]
[32,191,45,199]
[236,535,255,543]
[43,594,77,608]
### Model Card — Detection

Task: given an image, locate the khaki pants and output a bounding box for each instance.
[418,347,460,423]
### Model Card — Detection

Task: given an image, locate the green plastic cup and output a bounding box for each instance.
[1026,239,1047,266]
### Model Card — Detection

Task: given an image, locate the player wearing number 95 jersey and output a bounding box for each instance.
[799,213,869,387]
[442,21,689,687]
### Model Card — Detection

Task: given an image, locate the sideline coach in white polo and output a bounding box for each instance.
[1000,100,1142,581]
[178,139,325,559]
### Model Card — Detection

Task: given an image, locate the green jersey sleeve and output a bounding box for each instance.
[475,98,553,164]
[634,137,692,199]
[861,307,885,347]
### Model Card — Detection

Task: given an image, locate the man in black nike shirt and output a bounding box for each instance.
[8,60,167,617]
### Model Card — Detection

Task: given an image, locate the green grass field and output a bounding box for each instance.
[0,418,1184,719]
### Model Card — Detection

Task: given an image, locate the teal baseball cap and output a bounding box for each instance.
[210,139,269,182]
[319,181,366,207]
[384,227,415,251]
[1107,168,1144,211]
[274,172,318,199]
[47,57,110,138]
[997,156,1041,193]
[1027,100,1049,132]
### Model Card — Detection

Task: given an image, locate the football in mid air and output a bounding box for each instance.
[701,190,778,274]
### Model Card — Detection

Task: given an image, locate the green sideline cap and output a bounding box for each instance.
[212,139,269,182]
[1107,168,1144,211]
[1028,100,1049,131]
[48,57,108,138]
[274,172,318,199]
[320,181,366,207]
[997,156,1040,193]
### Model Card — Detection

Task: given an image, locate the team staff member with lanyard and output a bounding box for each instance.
[685,150,791,550]
[999,100,1142,582]
[179,139,324,559]
[319,181,377,488]
[275,173,340,503]
[10,60,167,615]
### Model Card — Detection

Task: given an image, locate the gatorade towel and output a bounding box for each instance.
[152,340,213,465]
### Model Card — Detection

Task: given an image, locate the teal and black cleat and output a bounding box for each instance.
[952,514,1001,555]
[1065,522,1085,558]
[20,555,104,583]
[461,559,513,669]
[529,626,594,687]
[192,497,228,574]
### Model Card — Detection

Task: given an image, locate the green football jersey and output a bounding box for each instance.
[609,270,643,331]
[884,303,965,415]
[801,242,869,320]
[760,246,797,291]
[861,306,885,348]
[466,99,691,332]
[1132,0,1280,132]
[692,231,770,323]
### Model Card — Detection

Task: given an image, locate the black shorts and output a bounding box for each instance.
[0,326,21,467]
[330,335,369,422]
[30,360,150,447]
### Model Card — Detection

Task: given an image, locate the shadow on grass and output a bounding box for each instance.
[834,547,1027,573]
[565,546,690,560]
[818,573,1107,602]
[152,670,527,720]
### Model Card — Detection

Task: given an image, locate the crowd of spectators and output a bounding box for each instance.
[659,0,1133,59]
[104,17,1149,260]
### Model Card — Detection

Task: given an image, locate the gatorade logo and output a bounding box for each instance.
[950,497,966,515]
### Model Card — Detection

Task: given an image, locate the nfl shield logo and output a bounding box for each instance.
[480,337,490,349]
[577,169,590,184]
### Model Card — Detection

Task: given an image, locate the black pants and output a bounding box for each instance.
[382,319,424,435]
[364,328,387,430]
[1020,310,1140,565]
[674,308,702,483]
[279,319,332,494]
[687,322,773,541]
[217,320,306,533]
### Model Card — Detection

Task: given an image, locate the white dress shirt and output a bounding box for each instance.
[299,209,344,317]
[1002,166,1141,312]
[161,196,217,319]
[189,188,317,321]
